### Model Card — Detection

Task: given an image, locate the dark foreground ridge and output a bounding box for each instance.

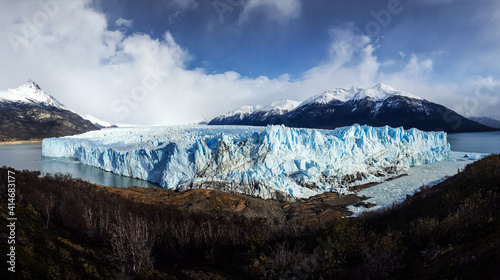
[1,154,500,279]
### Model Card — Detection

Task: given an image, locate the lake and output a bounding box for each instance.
[0,143,159,188]
[447,131,500,154]
[0,131,498,188]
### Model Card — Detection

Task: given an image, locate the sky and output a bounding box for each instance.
[1,0,499,125]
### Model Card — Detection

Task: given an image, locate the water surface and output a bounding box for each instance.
[447,131,500,153]
[0,143,159,188]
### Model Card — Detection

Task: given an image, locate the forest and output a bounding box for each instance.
[1,154,499,279]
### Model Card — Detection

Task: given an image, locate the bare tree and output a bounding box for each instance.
[110,210,154,276]
[40,192,55,229]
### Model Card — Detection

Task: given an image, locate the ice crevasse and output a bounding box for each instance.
[42,124,450,200]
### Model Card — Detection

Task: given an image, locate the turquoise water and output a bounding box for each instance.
[0,143,159,188]
[0,131,498,188]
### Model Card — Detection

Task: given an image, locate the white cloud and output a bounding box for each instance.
[403,54,433,75]
[115,17,133,28]
[455,77,500,118]
[168,0,199,10]
[380,54,500,119]
[239,0,302,23]
[327,25,371,67]
[0,0,293,125]
[0,0,498,126]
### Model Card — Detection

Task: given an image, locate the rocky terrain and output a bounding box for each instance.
[100,185,364,227]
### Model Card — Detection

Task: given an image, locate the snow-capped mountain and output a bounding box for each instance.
[0,80,68,110]
[260,99,302,114]
[81,114,117,129]
[300,83,421,105]
[209,83,497,133]
[0,81,98,141]
[210,99,301,126]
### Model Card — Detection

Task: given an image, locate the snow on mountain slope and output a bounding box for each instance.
[301,88,354,105]
[0,80,116,130]
[352,84,392,100]
[298,83,422,108]
[219,105,263,119]
[42,124,450,200]
[0,81,99,141]
[215,99,300,121]
[260,99,301,116]
[0,80,68,110]
[81,114,116,129]
[212,83,424,123]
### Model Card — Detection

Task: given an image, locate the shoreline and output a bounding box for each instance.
[0,139,43,145]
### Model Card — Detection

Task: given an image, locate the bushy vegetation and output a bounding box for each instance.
[1,154,499,279]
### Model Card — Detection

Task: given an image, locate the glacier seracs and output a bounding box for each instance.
[42,124,450,200]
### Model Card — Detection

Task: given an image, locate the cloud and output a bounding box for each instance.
[168,0,199,10]
[327,25,371,67]
[0,0,498,126]
[0,0,293,125]
[455,77,500,118]
[115,17,133,28]
[239,0,302,23]
[290,26,500,120]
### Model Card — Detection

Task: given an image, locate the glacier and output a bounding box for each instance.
[42,124,450,200]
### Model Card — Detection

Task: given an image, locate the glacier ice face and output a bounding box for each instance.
[42,124,450,200]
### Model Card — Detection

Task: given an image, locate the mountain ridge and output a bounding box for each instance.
[209,83,498,133]
[469,116,500,129]
[0,81,111,141]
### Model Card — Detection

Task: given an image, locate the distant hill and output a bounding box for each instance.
[0,81,104,141]
[209,83,497,133]
[469,116,500,129]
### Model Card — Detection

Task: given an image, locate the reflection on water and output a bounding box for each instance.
[0,143,158,188]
